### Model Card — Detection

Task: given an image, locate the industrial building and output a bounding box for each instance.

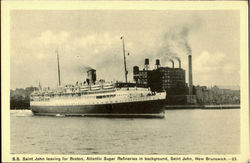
[133,58,187,95]
[133,55,197,104]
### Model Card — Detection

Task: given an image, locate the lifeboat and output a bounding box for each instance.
[103,83,115,89]
[91,84,101,90]
[80,85,89,91]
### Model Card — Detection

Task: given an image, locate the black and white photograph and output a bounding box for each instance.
[2,1,249,162]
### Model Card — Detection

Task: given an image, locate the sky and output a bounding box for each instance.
[10,10,240,89]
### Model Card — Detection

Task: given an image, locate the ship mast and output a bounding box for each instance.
[121,36,128,83]
[56,50,61,87]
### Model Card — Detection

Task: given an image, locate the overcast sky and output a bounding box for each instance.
[10,10,240,89]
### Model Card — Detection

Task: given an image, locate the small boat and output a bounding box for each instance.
[103,83,115,89]
[91,84,101,90]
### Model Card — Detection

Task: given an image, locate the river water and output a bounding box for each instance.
[11,109,240,155]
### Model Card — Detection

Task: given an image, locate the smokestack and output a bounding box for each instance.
[169,59,174,68]
[155,59,160,69]
[174,57,181,68]
[133,66,139,83]
[144,58,149,70]
[188,55,193,95]
[133,66,139,74]
[56,50,61,87]
[87,69,96,85]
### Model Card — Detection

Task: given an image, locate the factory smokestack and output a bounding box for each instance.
[188,55,193,95]
[144,58,149,70]
[174,57,181,68]
[169,59,174,68]
[155,59,160,69]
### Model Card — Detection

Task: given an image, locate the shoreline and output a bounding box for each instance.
[165,104,240,109]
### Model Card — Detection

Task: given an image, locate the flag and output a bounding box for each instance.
[127,52,130,56]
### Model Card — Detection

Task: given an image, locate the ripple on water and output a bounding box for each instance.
[72,137,79,141]
[84,147,95,151]
[11,109,240,155]
[11,110,33,117]
[131,138,139,141]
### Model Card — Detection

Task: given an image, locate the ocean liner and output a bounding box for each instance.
[30,38,166,118]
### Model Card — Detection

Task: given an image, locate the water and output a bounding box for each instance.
[11,109,240,155]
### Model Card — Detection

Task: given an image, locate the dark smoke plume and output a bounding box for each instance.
[174,56,181,62]
[78,65,95,73]
[157,19,202,64]
[174,57,181,68]
[162,26,192,56]
[74,65,93,75]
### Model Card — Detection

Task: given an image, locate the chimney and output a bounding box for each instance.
[155,59,160,69]
[133,66,139,74]
[144,58,149,70]
[169,59,174,68]
[174,57,181,68]
[188,55,193,95]
[87,69,96,85]
[133,66,139,83]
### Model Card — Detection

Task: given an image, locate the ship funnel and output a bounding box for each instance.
[155,59,160,69]
[87,69,96,85]
[133,66,139,74]
[133,66,139,83]
[144,58,149,70]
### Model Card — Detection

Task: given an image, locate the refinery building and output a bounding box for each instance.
[133,55,197,104]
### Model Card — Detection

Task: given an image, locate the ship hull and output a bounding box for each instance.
[31,99,166,118]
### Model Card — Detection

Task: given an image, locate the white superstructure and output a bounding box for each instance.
[31,87,166,106]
